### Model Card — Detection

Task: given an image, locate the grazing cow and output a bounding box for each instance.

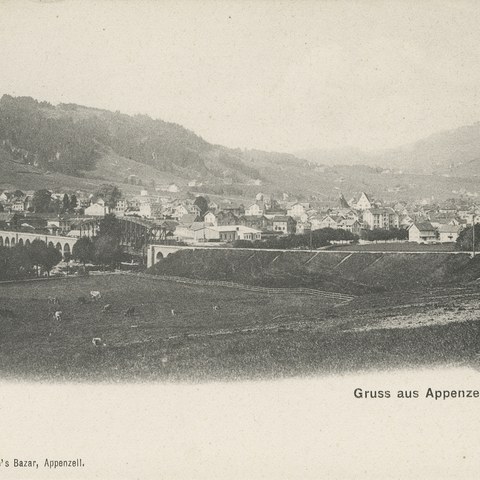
[48,296,59,305]
[102,304,112,313]
[171,309,175,316]
[124,306,135,316]
[92,337,106,347]
[0,308,15,318]
[90,291,101,301]
[53,311,62,321]
[213,305,219,311]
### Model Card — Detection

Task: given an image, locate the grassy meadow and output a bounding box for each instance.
[0,274,479,382]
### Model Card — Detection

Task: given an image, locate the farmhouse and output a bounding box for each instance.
[244,202,265,216]
[408,222,437,243]
[437,224,463,243]
[204,211,217,226]
[215,225,262,242]
[84,199,109,216]
[337,218,362,235]
[272,215,296,234]
[286,202,309,219]
[319,215,341,229]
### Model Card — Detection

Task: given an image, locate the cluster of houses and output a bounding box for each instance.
[1,187,479,245]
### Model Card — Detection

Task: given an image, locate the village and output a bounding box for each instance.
[0,184,478,248]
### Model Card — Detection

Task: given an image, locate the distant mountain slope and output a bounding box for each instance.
[0,94,478,202]
[294,147,376,167]
[378,122,480,173]
[296,122,480,174]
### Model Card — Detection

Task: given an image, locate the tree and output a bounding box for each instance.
[69,194,78,212]
[93,235,123,267]
[94,184,122,209]
[9,245,33,277]
[361,228,408,242]
[28,239,47,276]
[62,193,70,213]
[0,245,33,280]
[27,240,62,276]
[42,245,62,276]
[72,237,94,266]
[98,213,122,238]
[456,224,480,251]
[32,189,52,213]
[48,196,62,214]
[12,189,24,199]
[194,196,209,217]
[91,214,124,267]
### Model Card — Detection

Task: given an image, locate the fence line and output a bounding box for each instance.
[118,271,355,302]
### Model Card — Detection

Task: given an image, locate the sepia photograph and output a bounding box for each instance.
[0,0,479,478]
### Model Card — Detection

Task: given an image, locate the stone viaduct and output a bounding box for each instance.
[0,230,78,259]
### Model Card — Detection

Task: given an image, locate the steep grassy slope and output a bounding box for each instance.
[149,250,477,294]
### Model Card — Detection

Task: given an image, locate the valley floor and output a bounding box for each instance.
[0,274,479,382]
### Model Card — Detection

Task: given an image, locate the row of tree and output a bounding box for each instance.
[31,189,79,214]
[360,228,408,242]
[0,240,62,280]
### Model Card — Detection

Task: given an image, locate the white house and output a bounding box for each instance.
[287,202,309,218]
[188,204,202,217]
[11,200,25,212]
[438,224,463,243]
[85,199,110,217]
[319,215,341,229]
[363,208,399,230]
[208,201,219,212]
[355,192,373,211]
[204,211,217,226]
[192,225,220,242]
[244,202,264,216]
[408,222,437,243]
[173,204,189,219]
[214,225,262,242]
[337,218,362,235]
[113,199,127,217]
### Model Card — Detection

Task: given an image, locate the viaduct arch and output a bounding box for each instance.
[0,231,78,259]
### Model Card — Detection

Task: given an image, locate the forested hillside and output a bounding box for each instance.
[0,95,261,181]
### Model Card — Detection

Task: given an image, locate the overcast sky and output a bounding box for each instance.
[1,0,480,153]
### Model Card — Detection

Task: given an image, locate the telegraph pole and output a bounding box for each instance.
[473,215,476,258]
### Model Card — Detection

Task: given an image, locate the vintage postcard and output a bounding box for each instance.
[0,0,479,478]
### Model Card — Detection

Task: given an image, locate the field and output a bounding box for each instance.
[1,274,479,382]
